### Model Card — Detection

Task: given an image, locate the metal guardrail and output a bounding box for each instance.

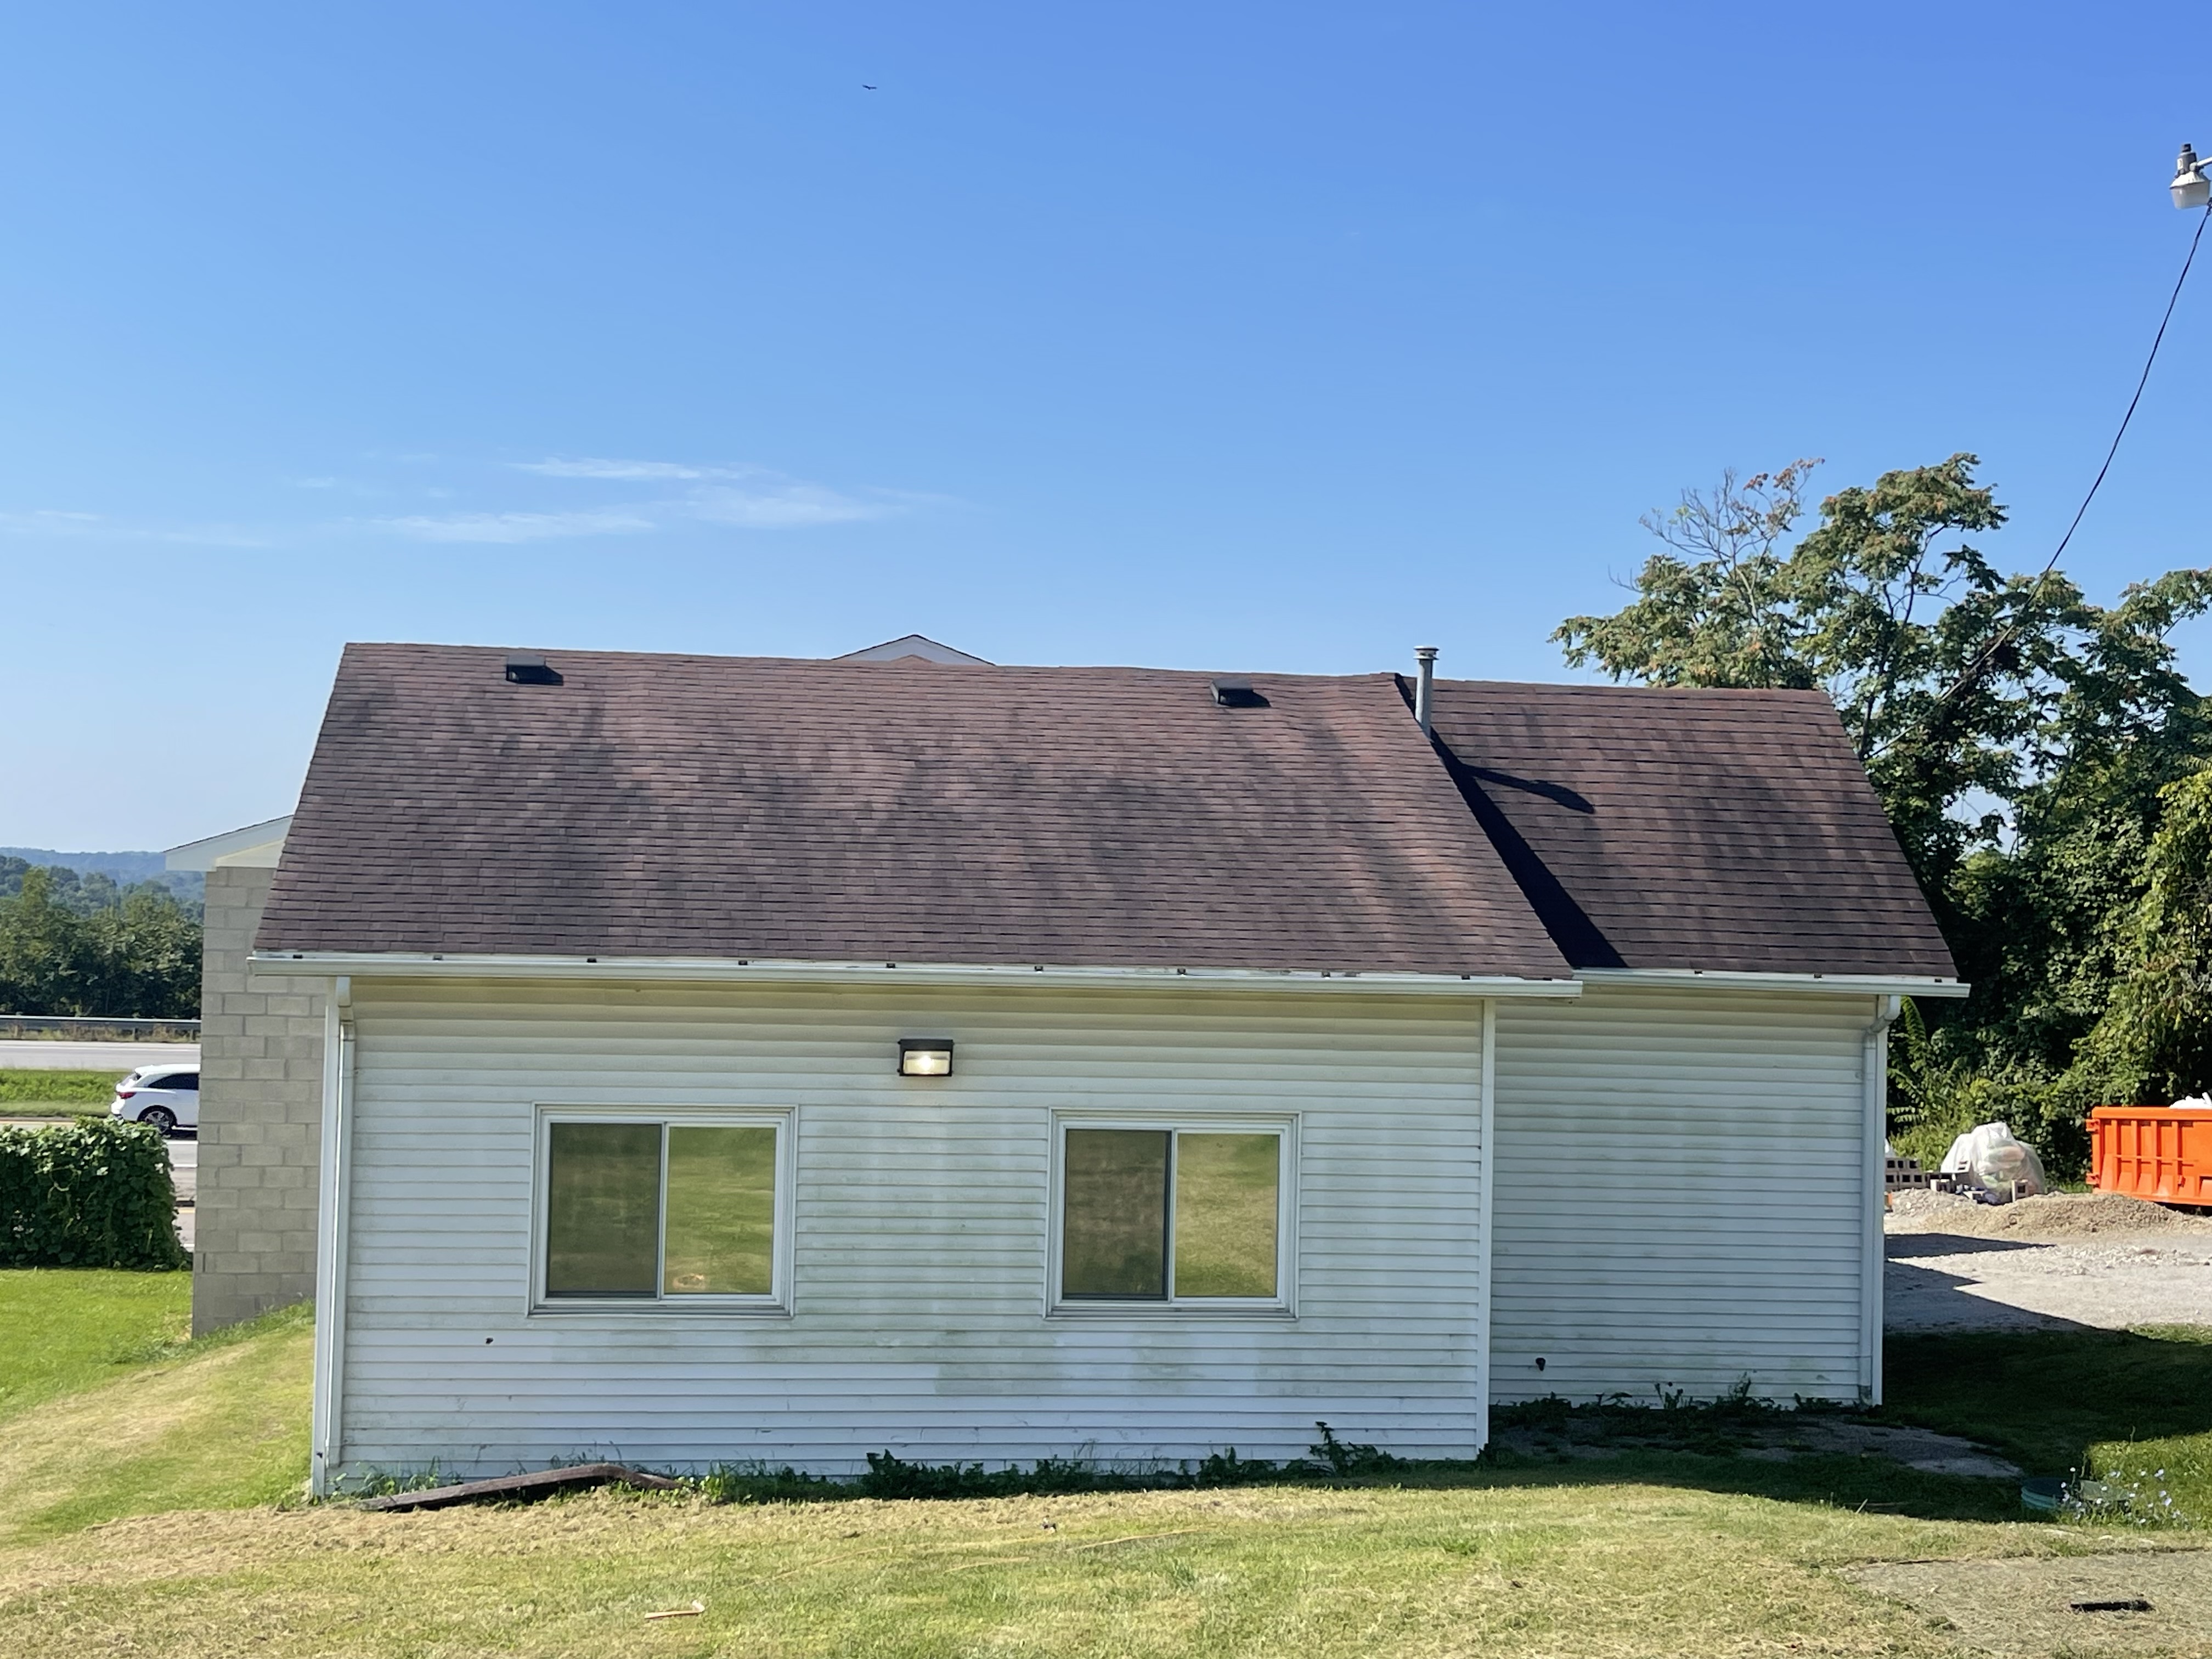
[0,1015,201,1041]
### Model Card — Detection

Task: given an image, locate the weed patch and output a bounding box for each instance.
[695,1425,1408,1506]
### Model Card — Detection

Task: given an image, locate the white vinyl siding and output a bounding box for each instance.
[333,977,1488,1479]
[1489,984,1877,1404]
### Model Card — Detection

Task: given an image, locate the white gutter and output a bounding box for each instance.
[1860,994,1901,1406]
[249,951,1585,999]
[308,975,354,1498]
[1575,968,1969,999]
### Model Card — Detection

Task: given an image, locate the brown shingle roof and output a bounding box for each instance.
[1425,679,1957,978]
[257,644,1576,979]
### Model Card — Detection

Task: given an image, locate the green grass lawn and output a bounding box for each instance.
[0,1269,191,1421]
[1885,1325,2212,1520]
[0,1278,2207,1656]
[0,1069,120,1117]
[0,1280,309,1547]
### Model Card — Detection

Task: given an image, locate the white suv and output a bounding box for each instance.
[110,1066,199,1133]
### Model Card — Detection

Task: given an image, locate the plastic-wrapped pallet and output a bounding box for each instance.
[1939,1121,2048,1203]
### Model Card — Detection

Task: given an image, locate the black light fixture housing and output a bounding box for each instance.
[505,651,563,686]
[898,1037,955,1077]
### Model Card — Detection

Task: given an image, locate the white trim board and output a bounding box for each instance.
[167,815,293,871]
[249,951,1585,998]
[1575,968,1969,998]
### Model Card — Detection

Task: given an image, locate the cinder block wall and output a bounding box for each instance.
[192,865,326,1335]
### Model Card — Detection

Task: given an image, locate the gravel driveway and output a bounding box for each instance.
[1886,1192,2212,1331]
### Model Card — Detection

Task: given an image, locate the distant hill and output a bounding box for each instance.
[0,848,204,904]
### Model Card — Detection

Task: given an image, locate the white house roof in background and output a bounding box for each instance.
[167,815,293,871]
[835,634,993,665]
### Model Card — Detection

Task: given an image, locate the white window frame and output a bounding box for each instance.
[1045,1111,1297,1319]
[529,1105,795,1317]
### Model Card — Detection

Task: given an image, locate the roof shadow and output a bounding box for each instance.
[1465,767,1596,815]
[1431,741,1623,969]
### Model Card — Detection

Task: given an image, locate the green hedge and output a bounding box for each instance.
[0,1119,189,1269]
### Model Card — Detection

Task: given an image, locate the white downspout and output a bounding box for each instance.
[1475,997,1497,1454]
[309,975,354,1497]
[1860,994,1900,1405]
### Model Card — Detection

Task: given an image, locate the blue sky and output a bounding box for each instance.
[4,2,2209,849]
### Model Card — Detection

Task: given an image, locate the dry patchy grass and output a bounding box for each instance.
[3,1293,2210,1655]
[2,1480,2202,1658]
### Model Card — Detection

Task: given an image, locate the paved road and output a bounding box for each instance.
[172,1133,196,1253]
[0,1039,199,1072]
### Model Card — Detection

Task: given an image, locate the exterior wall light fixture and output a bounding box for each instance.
[898,1037,955,1077]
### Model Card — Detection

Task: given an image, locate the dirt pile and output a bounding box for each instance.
[1888,1188,2212,1240]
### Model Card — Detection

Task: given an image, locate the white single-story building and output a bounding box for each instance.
[249,642,1963,1494]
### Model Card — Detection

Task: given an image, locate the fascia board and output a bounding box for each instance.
[1576,968,1970,998]
[247,951,1585,998]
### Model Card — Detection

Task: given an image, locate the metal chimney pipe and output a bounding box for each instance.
[1414,646,1439,735]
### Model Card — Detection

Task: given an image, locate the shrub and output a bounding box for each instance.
[0,1119,189,1269]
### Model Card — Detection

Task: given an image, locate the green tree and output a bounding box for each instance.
[1557,454,2212,901]
[2063,765,2212,1106]
[0,867,85,1013]
[0,866,202,1018]
[1558,455,2212,1169]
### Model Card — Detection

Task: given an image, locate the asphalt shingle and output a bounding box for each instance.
[1425,679,1957,978]
[257,644,1577,979]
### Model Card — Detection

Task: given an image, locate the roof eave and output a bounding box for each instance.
[1575,967,1969,998]
[247,951,1585,998]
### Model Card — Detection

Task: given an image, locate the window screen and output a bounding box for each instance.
[545,1121,662,1296]
[1062,1129,1169,1297]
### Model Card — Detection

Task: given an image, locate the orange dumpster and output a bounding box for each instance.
[2088,1104,2212,1207]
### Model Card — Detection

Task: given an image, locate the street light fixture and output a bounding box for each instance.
[2175,143,2211,210]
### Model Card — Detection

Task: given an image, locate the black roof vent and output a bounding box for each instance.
[504,652,563,686]
[1211,678,1269,709]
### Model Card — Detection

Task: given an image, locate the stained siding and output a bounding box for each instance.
[1489,985,1876,1403]
[335,978,1488,1478]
